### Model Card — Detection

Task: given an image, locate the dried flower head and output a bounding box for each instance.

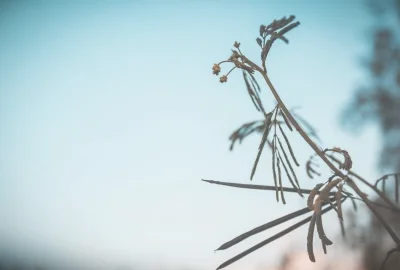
[213,64,221,76]
[234,41,240,48]
[220,75,228,83]
[324,147,353,171]
[228,50,240,62]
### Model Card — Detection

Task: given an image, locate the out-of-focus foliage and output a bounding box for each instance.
[342,0,400,170]
[344,197,400,270]
[341,1,400,269]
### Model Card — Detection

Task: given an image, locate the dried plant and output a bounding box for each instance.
[203,15,400,270]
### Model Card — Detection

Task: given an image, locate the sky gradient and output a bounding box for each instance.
[0,1,382,269]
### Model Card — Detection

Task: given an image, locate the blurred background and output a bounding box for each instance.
[0,0,399,269]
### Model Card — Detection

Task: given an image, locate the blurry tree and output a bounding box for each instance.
[342,0,400,170]
[341,0,400,269]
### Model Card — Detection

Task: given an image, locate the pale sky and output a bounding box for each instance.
[0,0,383,269]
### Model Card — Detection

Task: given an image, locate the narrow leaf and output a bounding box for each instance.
[272,137,279,201]
[322,242,327,255]
[307,213,316,262]
[243,71,261,112]
[216,205,315,251]
[215,200,344,270]
[201,179,335,195]
[307,183,324,210]
[278,123,299,166]
[247,71,261,92]
[277,157,286,204]
[279,109,293,131]
[256,38,262,47]
[350,196,358,211]
[277,22,300,36]
[315,203,333,246]
[292,111,321,142]
[339,217,346,239]
[277,137,301,191]
[277,150,302,197]
[250,114,272,180]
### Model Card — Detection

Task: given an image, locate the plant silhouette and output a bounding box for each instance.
[204,15,400,270]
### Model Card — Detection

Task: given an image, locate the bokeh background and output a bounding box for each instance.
[0,0,399,269]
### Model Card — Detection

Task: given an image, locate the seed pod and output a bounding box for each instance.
[315,207,333,245]
[307,183,324,210]
[319,178,342,202]
[307,213,317,262]
[340,150,352,171]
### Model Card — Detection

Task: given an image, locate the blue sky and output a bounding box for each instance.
[0,0,384,269]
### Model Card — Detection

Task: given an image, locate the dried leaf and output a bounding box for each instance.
[322,242,327,254]
[250,112,273,180]
[261,39,273,63]
[277,22,300,37]
[215,200,343,270]
[229,120,265,151]
[247,72,261,93]
[350,196,358,211]
[243,71,263,113]
[319,178,342,200]
[339,217,346,239]
[216,204,315,251]
[259,25,266,36]
[336,185,345,239]
[340,150,353,171]
[307,214,317,262]
[308,183,324,210]
[277,157,286,204]
[315,209,333,246]
[306,156,321,179]
[335,185,343,221]
[278,123,299,166]
[279,109,293,131]
[292,111,321,142]
[272,138,279,202]
[277,149,303,197]
[256,37,262,47]
[373,173,400,201]
[329,148,352,171]
[200,179,336,196]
